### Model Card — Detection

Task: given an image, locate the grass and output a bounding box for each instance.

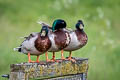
[0,0,120,80]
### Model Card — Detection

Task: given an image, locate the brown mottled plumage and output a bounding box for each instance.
[35,34,51,53]
[75,30,88,47]
[54,29,70,50]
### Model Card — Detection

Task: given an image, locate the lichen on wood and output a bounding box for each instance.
[10,57,88,80]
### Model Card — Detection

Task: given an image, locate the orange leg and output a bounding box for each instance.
[45,52,51,62]
[51,52,60,62]
[61,50,65,60]
[68,51,76,62]
[51,52,55,61]
[68,51,72,59]
[28,53,35,63]
[36,55,40,63]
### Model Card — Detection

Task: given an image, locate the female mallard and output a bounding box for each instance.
[39,19,71,61]
[64,20,88,61]
[14,26,51,62]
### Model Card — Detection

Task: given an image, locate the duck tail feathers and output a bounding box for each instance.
[19,36,28,39]
[37,21,50,27]
[13,47,21,52]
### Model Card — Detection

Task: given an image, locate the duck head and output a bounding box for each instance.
[40,26,48,37]
[52,19,66,32]
[76,20,84,31]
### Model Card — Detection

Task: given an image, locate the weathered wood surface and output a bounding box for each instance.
[10,57,88,80]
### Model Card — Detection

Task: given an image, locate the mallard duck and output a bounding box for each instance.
[64,20,88,61]
[14,26,51,63]
[49,19,71,61]
[39,19,71,61]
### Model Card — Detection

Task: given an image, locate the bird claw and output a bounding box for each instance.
[36,60,40,63]
[67,58,76,62]
[46,59,53,62]
[61,57,66,60]
[28,60,35,63]
[46,58,60,62]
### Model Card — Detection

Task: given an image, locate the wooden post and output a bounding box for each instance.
[10,58,88,80]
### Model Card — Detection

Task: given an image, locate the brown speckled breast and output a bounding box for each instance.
[54,29,70,50]
[75,30,88,47]
[35,34,51,52]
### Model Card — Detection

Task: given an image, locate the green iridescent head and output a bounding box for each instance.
[52,19,66,32]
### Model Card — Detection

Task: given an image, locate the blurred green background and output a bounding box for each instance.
[0,0,120,80]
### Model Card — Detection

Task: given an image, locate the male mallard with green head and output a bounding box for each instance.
[14,26,51,62]
[39,19,71,61]
[48,19,71,61]
[64,20,88,61]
